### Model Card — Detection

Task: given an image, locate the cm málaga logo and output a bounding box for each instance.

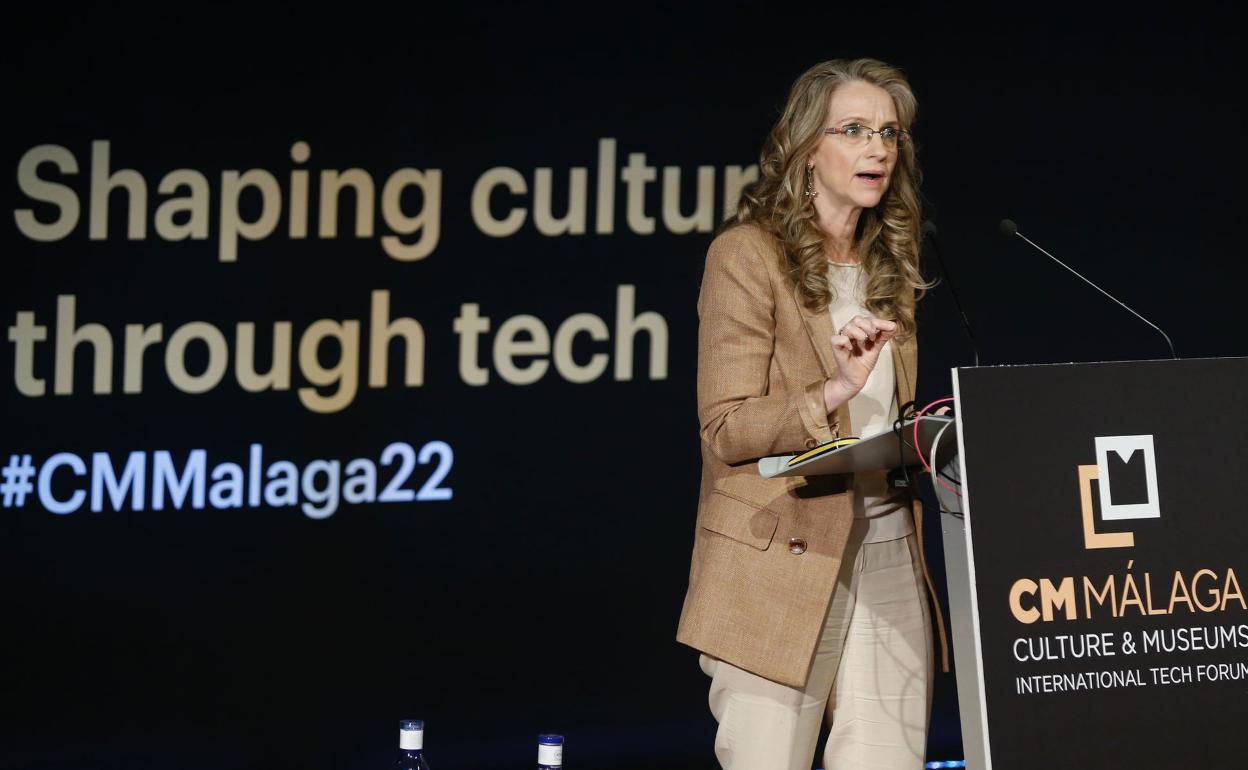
[1077,435,1161,550]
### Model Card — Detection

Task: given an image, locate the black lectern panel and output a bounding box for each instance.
[955,358,1248,769]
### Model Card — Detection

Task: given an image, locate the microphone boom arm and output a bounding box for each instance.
[1010,230,1177,359]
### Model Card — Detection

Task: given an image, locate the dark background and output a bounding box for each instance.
[3,5,1245,769]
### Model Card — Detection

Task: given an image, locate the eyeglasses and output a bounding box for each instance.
[824,123,912,148]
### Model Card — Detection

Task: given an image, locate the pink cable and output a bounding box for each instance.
[912,396,959,498]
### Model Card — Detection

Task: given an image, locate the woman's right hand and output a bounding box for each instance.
[823,315,897,413]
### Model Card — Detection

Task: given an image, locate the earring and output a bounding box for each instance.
[805,165,818,198]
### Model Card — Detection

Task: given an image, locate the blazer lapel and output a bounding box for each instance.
[891,333,917,407]
[793,281,837,378]
[891,335,909,405]
[791,281,856,437]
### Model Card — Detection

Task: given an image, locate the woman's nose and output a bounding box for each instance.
[865,133,889,158]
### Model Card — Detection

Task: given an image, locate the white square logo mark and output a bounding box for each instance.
[1095,434,1160,521]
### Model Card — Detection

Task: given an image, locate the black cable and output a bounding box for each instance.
[891,400,917,493]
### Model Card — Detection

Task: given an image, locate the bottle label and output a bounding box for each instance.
[538,744,563,766]
[399,729,424,750]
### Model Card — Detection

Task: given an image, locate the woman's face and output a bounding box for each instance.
[808,80,901,214]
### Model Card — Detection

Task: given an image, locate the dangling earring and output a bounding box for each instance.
[805,165,818,198]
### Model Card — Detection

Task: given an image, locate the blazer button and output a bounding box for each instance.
[788,537,807,555]
[804,438,818,449]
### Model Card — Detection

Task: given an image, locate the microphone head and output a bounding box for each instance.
[999,218,1018,237]
[921,220,938,238]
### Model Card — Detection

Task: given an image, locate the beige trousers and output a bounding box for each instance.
[700,521,934,770]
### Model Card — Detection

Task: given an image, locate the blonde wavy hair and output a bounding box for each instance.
[734,58,927,338]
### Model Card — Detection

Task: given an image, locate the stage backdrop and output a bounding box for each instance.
[4,7,1245,769]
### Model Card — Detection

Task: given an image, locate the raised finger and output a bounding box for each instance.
[841,320,872,342]
[847,316,882,339]
[855,317,895,343]
[871,318,898,335]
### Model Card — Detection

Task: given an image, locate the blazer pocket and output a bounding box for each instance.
[699,489,779,550]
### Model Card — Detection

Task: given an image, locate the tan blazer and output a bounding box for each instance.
[676,223,946,689]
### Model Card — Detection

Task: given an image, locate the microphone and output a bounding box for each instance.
[921,221,980,366]
[998,219,1177,359]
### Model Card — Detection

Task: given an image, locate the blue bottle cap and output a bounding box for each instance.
[400,719,425,731]
[538,734,564,745]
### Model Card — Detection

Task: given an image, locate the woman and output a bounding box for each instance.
[676,58,947,770]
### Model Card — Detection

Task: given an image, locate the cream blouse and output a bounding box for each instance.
[826,261,914,543]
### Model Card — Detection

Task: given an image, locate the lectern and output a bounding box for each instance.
[761,358,1248,768]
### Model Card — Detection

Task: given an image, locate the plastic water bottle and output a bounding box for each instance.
[537,734,563,769]
[396,719,431,770]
